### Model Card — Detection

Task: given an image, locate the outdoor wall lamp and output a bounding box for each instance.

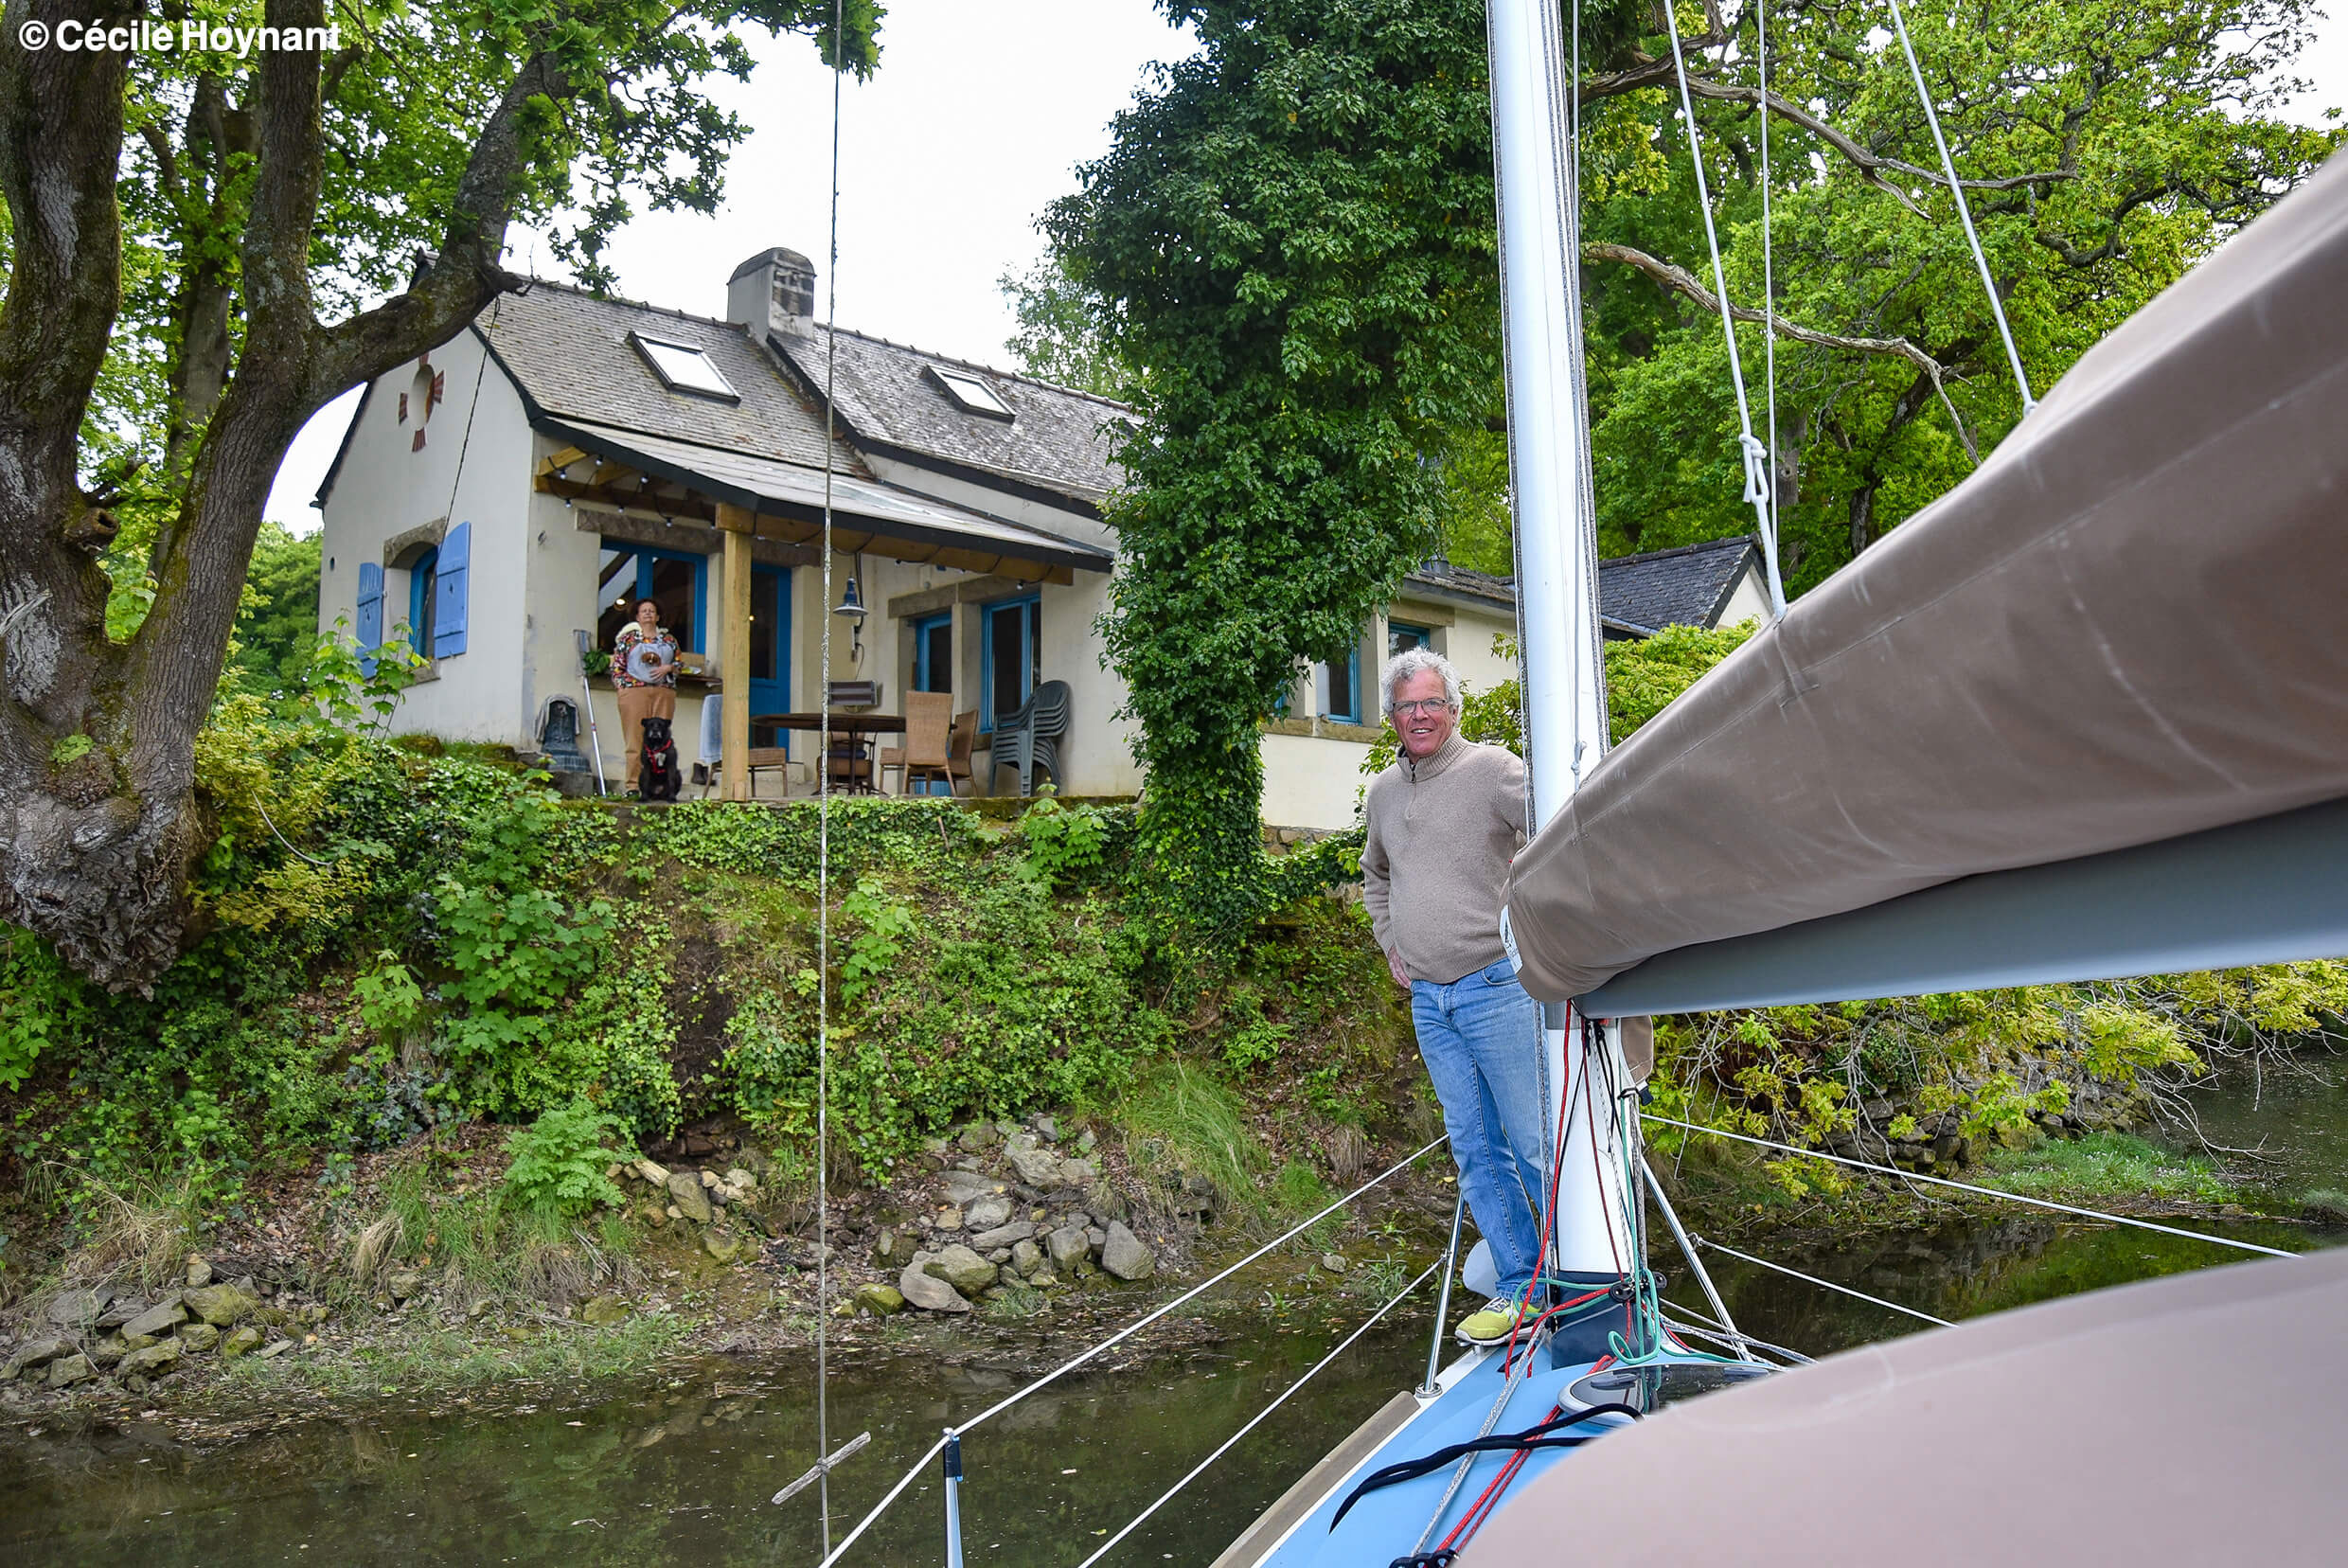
[834,576,868,658]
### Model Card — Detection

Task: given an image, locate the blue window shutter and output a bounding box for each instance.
[355,561,384,675]
[433,522,470,658]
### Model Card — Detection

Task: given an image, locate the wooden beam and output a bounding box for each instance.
[718,503,755,800]
[536,445,589,477]
[534,475,719,523]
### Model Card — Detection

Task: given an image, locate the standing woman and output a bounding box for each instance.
[613,598,679,796]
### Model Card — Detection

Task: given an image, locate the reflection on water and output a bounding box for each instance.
[7,1063,2342,1568]
[0,1317,1437,1568]
[2179,1051,2348,1200]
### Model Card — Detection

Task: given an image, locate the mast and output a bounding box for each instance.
[1487,0,1635,1292]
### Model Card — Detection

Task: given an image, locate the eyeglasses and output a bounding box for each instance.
[1390,698,1454,719]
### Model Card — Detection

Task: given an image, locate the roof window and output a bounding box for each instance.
[931,365,1014,419]
[631,333,738,401]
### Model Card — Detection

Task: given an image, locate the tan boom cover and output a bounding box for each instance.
[1458,1247,2348,1566]
[1504,151,2348,1004]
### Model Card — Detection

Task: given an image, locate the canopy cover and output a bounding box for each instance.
[1504,151,2348,1004]
[1456,1247,2348,1565]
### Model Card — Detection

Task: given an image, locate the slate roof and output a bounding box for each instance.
[1399,536,1762,636]
[767,326,1125,508]
[536,418,1111,577]
[474,282,870,476]
[1597,536,1762,633]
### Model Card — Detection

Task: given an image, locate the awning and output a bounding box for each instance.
[1505,150,2348,1010]
[538,417,1113,582]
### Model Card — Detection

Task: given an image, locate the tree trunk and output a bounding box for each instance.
[0,0,551,988]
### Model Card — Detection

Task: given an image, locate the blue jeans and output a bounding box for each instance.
[1414,962,1550,1301]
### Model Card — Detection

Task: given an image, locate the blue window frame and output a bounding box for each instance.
[1318,640,1362,724]
[912,612,952,694]
[1388,620,1432,656]
[979,595,1040,732]
[406,545,439,658]
[597,541,710,656]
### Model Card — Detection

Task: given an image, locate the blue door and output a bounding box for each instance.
[748,566,792,750]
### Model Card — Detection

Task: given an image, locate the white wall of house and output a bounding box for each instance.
[317,329,536,744]
[1261,732,1375,829]
[1717,563,1771,630]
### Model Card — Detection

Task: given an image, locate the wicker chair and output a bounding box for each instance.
[879,690,955,795]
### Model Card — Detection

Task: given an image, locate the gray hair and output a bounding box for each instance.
[1381,648,1461,716]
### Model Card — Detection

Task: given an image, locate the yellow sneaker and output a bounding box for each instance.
[1453,1295,1528,1346]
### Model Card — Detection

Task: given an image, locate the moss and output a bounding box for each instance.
[1976,1131,2241,1204]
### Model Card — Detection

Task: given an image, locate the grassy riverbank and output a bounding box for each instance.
[4,709,2345,1421]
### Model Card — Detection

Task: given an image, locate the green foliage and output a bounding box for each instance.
[631,798,988,889]
[1117,1058,1270,1218]
[1217,981,1295,1072]
[1647,968,2348,1188]
[503,1099,635,1224]
[429,786,617,1104]
[0,928,89,1091]
[1049,0,2335,924]
[1983,1131,2236,1204]
[226,524,325,698]
[718,846,1167,1172]
[839,877,916,1007]
[1017,789,1112,889]
[1585,3,2337,586]
[1050,0,1503,944]
[1362,621,1758,775]
[999,256,1129,398]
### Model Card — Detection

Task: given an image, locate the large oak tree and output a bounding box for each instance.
[0,0,878,987]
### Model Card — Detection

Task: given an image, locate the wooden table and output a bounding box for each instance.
[750,712,907,794]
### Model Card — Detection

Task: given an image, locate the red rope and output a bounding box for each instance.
[1436,1399,1563,1552]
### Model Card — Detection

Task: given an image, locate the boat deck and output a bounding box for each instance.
[1229,1344,1646,1566]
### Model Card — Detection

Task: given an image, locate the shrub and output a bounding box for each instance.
[1018,789,1111,887]
[503,1099,634,1224]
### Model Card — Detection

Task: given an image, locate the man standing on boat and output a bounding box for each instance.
[1361,648,1548,1345]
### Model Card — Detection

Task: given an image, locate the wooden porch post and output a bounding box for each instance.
[717,504,755,801]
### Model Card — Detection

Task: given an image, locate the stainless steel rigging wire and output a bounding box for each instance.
[814,0,846,1546]
[1645,1114,2295,1258]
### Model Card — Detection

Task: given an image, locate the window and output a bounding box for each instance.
[932,366,1014,419]
[1389,620,1433,656]
[980,596,1041,730]
[406,545,439,658]
[631,333,738,401]
[597,542,709,656]
[1317,641,1362,725]
[913,612,952,694]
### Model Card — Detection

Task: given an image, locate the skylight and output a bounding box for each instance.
[932,366,1014,419]
[632,334,738,401]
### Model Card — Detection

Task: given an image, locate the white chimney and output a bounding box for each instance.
[726,247,817,338]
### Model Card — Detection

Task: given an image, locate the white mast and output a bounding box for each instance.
[1487,0,1634,1285]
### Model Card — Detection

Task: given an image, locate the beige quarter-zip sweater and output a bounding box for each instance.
[1361,733,1530,985]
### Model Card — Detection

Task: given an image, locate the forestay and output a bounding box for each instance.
[1503,151,2348,1010]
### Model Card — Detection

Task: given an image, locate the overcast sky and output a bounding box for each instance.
[262,0,2346,531]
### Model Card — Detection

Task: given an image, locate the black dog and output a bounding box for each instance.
[637,716,684,802]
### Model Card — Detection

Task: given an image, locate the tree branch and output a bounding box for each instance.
[308,48,565,401]
[1581,58,2072,218]
[1586,241,1978,462]
[1678,78,2072,216]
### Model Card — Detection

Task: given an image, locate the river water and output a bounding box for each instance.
[6,1067,2341,1567]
